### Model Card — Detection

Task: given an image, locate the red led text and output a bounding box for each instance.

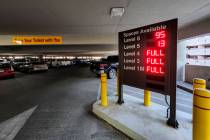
[145,30,167,75]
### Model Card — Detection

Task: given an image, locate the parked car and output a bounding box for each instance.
[0,63,15,79]
[19,61,48,73]
[60,60,71,66]
[80,59,91,65]
[90,55,118,79]
[0,59,8,64]
[51,60,59,67]
[11,59,30,71]
[44,60,53,68]
[51,60,74,67]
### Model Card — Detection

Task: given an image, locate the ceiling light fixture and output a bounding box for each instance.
[15,40,22,44]
[110,7,125,18]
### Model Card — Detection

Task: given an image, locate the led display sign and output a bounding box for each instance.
[118,19,178,128]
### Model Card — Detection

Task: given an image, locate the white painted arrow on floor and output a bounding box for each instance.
[0,106,37,140]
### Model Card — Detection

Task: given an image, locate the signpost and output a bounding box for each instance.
[118,19,178,128]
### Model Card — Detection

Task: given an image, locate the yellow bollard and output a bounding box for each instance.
[193,88,210,140]
[116,70,119,96]
[144,90,151,106]
[101,73,108,107]
[193,78,206,90]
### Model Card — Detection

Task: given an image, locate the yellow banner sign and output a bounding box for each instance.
[12,36,62,45]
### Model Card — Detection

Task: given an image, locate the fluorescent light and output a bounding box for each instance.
[110,7,125,18]
[15,40,22,44]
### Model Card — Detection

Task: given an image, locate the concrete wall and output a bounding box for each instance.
[178,17,210,40]
[185,64,210,88]
[177,41,187,81]
[177,34,210,81]
[177,16,210,81]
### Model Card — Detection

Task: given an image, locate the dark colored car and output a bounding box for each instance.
[90,55,118,79]
[0,63,15,79]
[11,59,30,71]
[19,61,48,73]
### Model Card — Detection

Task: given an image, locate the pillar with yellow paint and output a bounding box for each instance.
[101,73,108,107]
[193,88,210,140]
[144,90,151,106]
[193,78,206,90]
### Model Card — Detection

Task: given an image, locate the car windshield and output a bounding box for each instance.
[106,56,118,62]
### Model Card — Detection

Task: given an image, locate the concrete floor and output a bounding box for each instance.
[93,95,192,140]
[0,65,130,140]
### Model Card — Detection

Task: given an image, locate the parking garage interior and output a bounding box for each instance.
[0,0,210,140]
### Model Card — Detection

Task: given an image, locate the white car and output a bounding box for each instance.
[51,60,72,67]
[32,62,48,72]
[60,60,71,66]
[51,60,60,67]
[0,59,8,64]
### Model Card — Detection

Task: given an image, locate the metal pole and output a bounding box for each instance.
[117,68,124,104]
[167,19,179,128]
[116,69,119,96]
[167,91,179,128]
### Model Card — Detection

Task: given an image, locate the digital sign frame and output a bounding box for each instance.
[118,19,178,128]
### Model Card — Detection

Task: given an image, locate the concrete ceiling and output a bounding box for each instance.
[0,0,210,35]
[0,0,210,56]
[0,44,118,56]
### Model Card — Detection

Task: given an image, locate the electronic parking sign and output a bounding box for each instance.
[118,19,178,128]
